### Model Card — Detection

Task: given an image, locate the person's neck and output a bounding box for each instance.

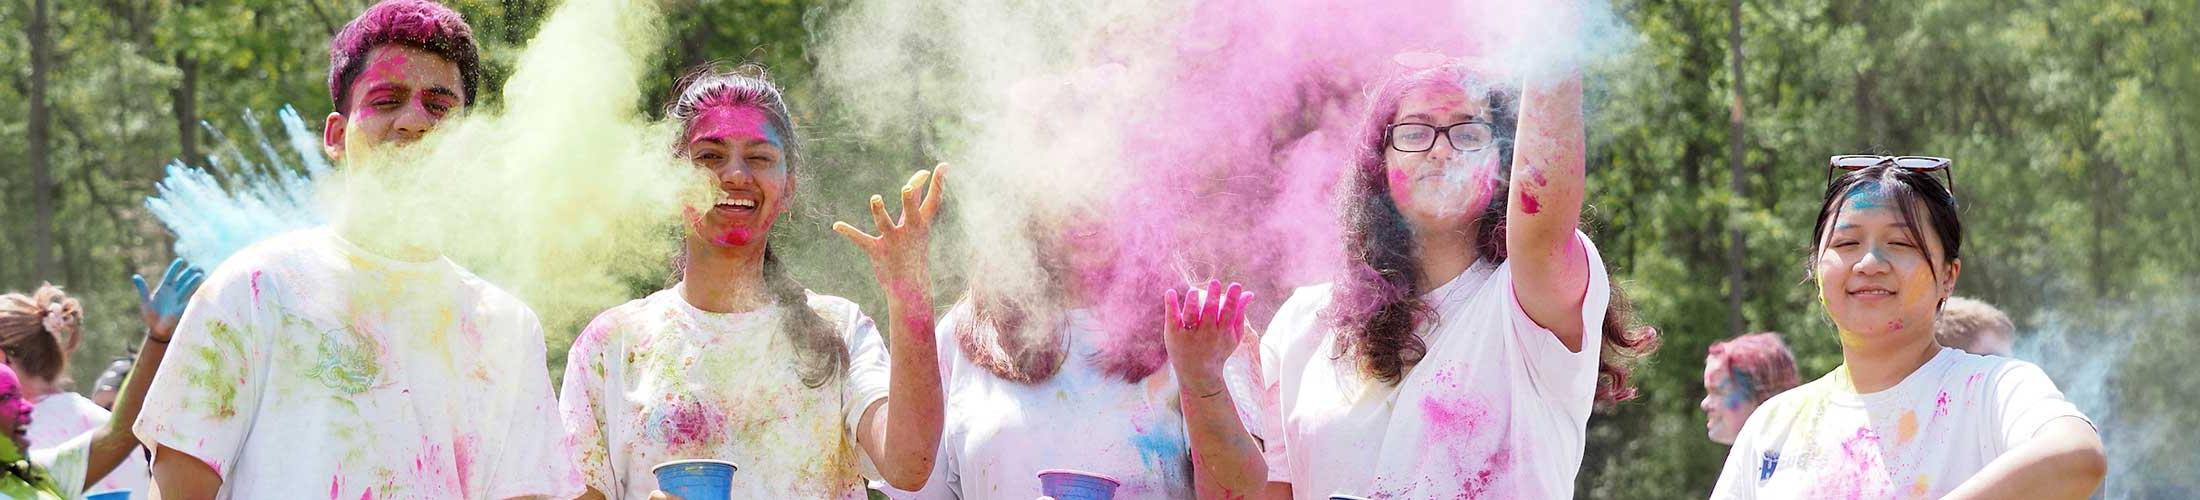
[1838,326,1943,394]
[681,238,773,314]
[333,219,438,263]
[1413,225,1481,293]
[21,378,57,401]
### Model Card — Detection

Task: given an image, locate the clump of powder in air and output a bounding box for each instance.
[147,106,333,268]
[327,0,705,331]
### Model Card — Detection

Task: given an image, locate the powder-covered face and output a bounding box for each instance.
[1814,183,1959,348]
[683,104,790,249]
[324,44,467,161]
[1383,84,1502,233]
[1701,356,1754,445]
[0,365,31,453]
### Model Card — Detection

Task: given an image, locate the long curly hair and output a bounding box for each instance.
[666,63,848,389]
[1323,64,1658,404]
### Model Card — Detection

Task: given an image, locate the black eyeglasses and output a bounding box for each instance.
[1387,121,1495,153]
[1827,155,1955,194]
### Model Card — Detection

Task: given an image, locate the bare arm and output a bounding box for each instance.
[1943,417,2107,500]
[839,165,950,490]
[91,261,204,486]
[1164,282,1267,499]
[149,445,222,500]
[1506,72,1593,352]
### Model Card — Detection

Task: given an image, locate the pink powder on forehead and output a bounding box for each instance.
[687,105,781,147]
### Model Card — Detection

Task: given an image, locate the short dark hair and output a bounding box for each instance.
[328,0,482,113]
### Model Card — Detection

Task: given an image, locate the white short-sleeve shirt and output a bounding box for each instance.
[133,228,583,499]
[1251,232,1611,499]
[1711,347,2092,499]
[28,392,147,498]
[559,285,891,499]
[886,303,1262,499]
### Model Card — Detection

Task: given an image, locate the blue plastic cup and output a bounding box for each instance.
[1036,469,1121,500]
[652,459,738,500]
[84,491,130,500]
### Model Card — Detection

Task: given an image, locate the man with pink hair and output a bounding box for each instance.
[132,1,580,498]
[1702,332,1801,445]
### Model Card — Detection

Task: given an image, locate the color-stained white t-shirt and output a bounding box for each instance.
[133,228,583,499]
[559,285,891,500]
[1710,347,2092,499]
[887,303,1262,500]
[16,431,94,499]
[1251,232,1610,499]
[28,392,146,498]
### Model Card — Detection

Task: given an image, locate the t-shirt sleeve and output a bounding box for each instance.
[487,313,586,499]
[30,432,92,499]
[1506,231,1610,408]
[558,311,622,496]
[1989,360,2092,450]
[838,299,894,481]
[132,262,273,480]
[1250,287,1325,484]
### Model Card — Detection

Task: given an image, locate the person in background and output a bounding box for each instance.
[90,355,133,410]
[1702,332,1801,446]
[1934,296,2015,357]
[0,283,153,498]
[0,260,202,498]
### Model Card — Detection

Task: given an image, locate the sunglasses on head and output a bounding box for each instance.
[1826,155,1955,195]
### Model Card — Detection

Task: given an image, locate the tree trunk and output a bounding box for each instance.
[1725,0,1748,335]
[28,0,57,280]
[172,51,201,165]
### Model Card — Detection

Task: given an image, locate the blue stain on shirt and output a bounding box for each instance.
[1758,451,1780,481]
[1130,427,1187,470]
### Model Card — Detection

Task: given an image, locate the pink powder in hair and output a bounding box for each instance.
[686,105,781,148]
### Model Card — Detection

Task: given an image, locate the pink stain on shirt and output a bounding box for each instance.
[1934,390,1951,417]
[250,269,264,301]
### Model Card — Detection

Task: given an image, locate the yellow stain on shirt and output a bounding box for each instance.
[1898,410,1919,444]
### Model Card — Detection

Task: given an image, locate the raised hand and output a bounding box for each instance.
[1163,279,1254,395]
[134,258,207,341]
[833,163,948,289]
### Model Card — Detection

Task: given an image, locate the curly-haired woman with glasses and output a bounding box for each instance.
[1231,59,1658,498]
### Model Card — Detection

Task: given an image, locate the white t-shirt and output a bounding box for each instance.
[133,228,583,499]
[1250,232,1610,499]
[28,392,147,498]
[559,284,891,500]
[887,304,1262,500]
[18,431,94,499]
[1710,347,2092,499]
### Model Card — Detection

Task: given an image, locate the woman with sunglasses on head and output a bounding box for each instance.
[1710,156,2107,499]
[1237,61,1657,499]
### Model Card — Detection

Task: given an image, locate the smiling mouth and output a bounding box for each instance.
[711,198,758,216]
